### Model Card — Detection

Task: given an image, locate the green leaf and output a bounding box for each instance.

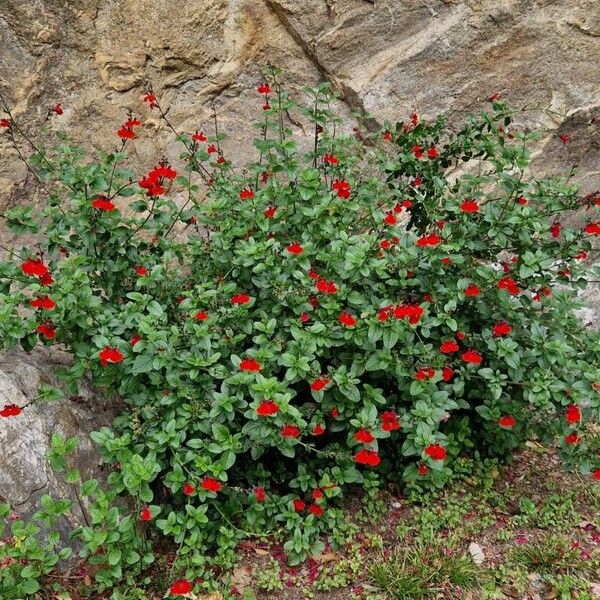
[132,353,155,374]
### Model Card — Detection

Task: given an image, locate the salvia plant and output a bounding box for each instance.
[0,72,599,596]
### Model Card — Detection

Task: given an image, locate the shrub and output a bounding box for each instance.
[0,77,599,590]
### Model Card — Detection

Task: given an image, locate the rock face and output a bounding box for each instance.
[0,0,599,216]
[0,348,114,534]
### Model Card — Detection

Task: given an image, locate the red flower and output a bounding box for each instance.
[312,488,323,500]
[98,347,124,366]
[30,296,55,310]
[424,443,447,460]
[231,294,251,305]
[402,199,413,209]
[257,400,278,417]
[332,179,351,199]
[192,130,207,142]
[565,432,579,445]
[135,266,148,276]
[140,506,152,522]
[383,130,392,141]
[316,279,338,294]
[394,304,424,324]
[257,83,272,94]
[331,407,340,418]
[240,358,261,372]
[488,92,502,102]
[461,349,482,365]
[262,102,271,111]
[354,449,381,467]
[381,410,400,431]
[415,367,435,380]
[441,257,452,265]
[309,504,324,517]
[460,199,479,213]
[310,377,330,392]
[418,463,429,476]
[440,340,459,354]
[194,311,208,321]
[384,213,397,226]
[264,206,277,218]
[575,250,588,261]
[293,498,305,512]
[354,428,375,443]
[492,322,512,337]
[323,154,338,165]
[559,133,570,144]
[51,103,63,115]
[182,482,196,496]
[117,126,136,139]
[0,118,10,128]
[37,323,56,339]
[516,196,528,205]
[287,242,304,255]
[201,477,222,492]
[416,233,441,247]
[142,91,157,109]
[281,424,301,438]
[338,312,357,327]
[584,223,600,236]
[170,579,192,595]
[207,144,218,153]
[427,146,438,159]
[39,273,53,286]
[497,276,520,295]
[312,423,325,435]
[255,487,266,502]
[92,196,117,211]
[150,165,177,179]
[565,404,581,425]
[300,312,310,323]
[378,306,393,321]
[442,366,454,382]
[593,469,600,481]
[21,258,49,277]
[411,145,424,159]
[498,415,516,429]
[456,330,466,339]
[239,189,254,200]
[550,222,561,238]
[0,404,22,418]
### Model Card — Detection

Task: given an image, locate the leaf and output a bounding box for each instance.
[132,353,155,374]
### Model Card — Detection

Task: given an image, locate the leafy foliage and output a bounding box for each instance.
[0,75,599,594]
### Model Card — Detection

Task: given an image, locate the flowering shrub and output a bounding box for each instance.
[1,79,600,591]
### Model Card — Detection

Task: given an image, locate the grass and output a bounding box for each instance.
[508,535,581,574]
[368,536,482,599]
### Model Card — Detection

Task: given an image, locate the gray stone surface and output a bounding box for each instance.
[0,347,113,533]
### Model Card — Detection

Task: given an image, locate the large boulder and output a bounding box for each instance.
[0,347,114,536]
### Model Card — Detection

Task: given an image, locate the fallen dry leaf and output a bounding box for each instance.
[313,550,338,563]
